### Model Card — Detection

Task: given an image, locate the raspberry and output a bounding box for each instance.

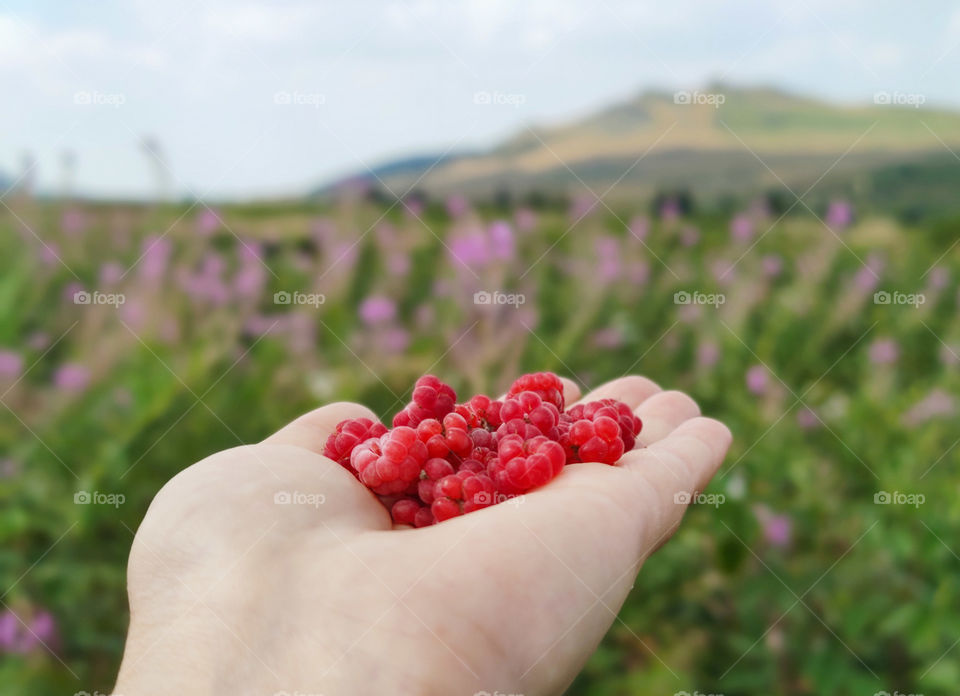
[430,470,496,521]
[415,414,473,459]
[560,400,641,464]
[390,497,424,526]
[322,418,388,469]
[393,375,456,428]
[324,373,644,528]
[507,372,565,411]
[350,426,428,495]
[490,434,565,494]
[455,394,503,430]
[498,390,560,439]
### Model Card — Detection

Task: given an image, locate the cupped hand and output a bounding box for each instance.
[114,375,731,696]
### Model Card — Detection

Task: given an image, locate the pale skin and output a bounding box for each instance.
[114,375,731,696]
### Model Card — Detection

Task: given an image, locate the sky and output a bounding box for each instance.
[2,0,959,199]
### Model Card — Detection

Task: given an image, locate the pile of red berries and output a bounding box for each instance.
[323,372,642,527]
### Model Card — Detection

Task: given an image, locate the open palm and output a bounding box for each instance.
[115,375,731,696]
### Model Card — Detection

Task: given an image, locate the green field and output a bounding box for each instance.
[1,194,958,694]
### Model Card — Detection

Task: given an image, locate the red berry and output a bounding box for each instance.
[507,372,565,411]
[390,498,423,526]
[454,394,504,430]
[560,399,640,464]
[350,426,428,495]
[490,434,565,494]
[322,418,388,470]
[393,375,457,428]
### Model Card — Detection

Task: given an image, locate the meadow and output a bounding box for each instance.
[1,192,958,695]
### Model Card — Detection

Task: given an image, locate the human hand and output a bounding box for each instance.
[114,375,731,696]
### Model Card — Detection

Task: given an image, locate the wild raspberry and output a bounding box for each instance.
[350,426,428,495]
[498,390,560,439]
[390,497,424,526]
[430,470,496,521]
[393,375,457,428]
[416,414,472,459]
[490,434,565,494]
[454,394,504,430]
[507,372,565,411]
[560,400,641,464]
[323,418,388,469]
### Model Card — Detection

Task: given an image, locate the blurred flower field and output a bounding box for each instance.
[1,193,959,695]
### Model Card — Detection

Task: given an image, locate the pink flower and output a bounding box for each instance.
[796,407,819,429]
[387,252,411,276]
[730,214,754,242]
[0,350,23,379]
[382,327,410,352]
[698,342,720,368]
[61,208,86,237]
[746,365,769,395]
[514,208,537,232]
[903,389,955,427]
[449,229,490,268]
[680,226,699,247]
[595,236,621,281]
[359,296,396,324]
[446,195,469,218]
[628,215,649,242]
[39,243,61,267]
[755,506,792,548]
[869,338,899,365]
[592,327,623,349]
[53,363,90,393]
[140,236,171,281]
[488,221,515,261]
[196,208,221,235]
[762,255,783,278]
[99,262,124,285]
[825,200,853,230]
